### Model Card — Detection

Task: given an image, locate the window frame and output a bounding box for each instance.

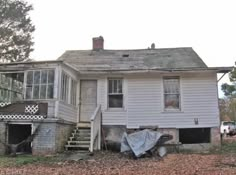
[107,78,123,109]
[25,69,55,100]
[70,79,77,106]
[163,76,181,111]
[0,72,24,101]
[60,71,69,103]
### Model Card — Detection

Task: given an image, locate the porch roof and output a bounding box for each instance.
[0,60,77,72]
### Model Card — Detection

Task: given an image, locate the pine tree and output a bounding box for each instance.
[0,0,35,62]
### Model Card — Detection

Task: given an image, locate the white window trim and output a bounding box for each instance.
[25,69,54,100]
[60,71,78,106]
[0,72,24,101]
[70,79,77,106]
[163,76,181,112]
[60,71,69,103]
[107,78,124,109]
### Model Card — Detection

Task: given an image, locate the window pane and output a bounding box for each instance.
[34,71,40,84]
[70,80,77,105]
[109,95,123,108]
[164,94,179,109]
[118,80,122,93]
[40,85,47,99]
[108,80,112,93]
[114,80,117,93]
[41,71,47,84]
[27,71,33,84]
[108,79,122,94]
[33,85,39,99]
[62,73,68,101]
[164,78,179,93]
[48,70,54,83]
[47,85,54,99]
[26,86,32,99]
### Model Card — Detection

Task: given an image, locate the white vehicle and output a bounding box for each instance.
[220,121,236,135]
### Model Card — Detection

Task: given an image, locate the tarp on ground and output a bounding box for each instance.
[120,129,163,157]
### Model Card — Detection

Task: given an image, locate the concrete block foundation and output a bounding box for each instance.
[0,122,7,155]
[0,119,75,155]
[102,125,221,152]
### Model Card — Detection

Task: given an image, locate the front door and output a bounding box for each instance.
[79,80,97,122]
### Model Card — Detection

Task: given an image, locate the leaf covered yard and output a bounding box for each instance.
[1,140,236,175]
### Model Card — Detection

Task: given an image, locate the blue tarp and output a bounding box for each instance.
[120,129,163,157]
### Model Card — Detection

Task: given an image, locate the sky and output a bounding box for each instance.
[26,0,236,96]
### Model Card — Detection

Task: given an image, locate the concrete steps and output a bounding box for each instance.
[65,124,91,151]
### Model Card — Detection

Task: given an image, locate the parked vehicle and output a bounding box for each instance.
[220,121,236,136]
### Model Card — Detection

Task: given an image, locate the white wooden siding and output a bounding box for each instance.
[57,101,78,122]
[99,72,219,128]
[56,64,78,123]
[47,101,56,117]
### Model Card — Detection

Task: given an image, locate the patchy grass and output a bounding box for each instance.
[0,154,57,167]
[207,139,236,155]
[220,141,236,154]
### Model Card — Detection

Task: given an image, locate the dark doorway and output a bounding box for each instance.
[8,124,32,153]
[179,128,210,144]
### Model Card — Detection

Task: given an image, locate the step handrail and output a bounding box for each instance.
[90,105,101,152]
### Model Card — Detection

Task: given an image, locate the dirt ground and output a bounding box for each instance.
[1,139,236,175]
[1,152,236,175]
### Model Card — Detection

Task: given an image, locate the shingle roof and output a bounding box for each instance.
[58,47,207,71]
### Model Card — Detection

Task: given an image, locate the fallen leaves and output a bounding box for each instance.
[0,151,236,174]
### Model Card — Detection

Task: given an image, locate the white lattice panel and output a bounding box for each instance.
[25,105,39,114]
[0,102,11,107]
[0,115,46,120]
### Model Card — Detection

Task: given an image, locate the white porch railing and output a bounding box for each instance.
[90,105,102,152]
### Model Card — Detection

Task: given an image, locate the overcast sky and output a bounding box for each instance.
[26,0,236,96]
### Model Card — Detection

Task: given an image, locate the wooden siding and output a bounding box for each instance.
[56,64,78,123]
[57,101,78,122]
[99,72,219,129]
[46,101,56,117]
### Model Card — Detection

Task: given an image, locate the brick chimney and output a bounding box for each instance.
[92,36,104,50]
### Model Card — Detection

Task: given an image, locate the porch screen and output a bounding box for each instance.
[26,70,54,99]
[0,73,24,101]
[60,72,69,102]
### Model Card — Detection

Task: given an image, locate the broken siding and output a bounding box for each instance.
[126,72,219,128]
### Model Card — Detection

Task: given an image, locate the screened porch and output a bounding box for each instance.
[0,61,79,122]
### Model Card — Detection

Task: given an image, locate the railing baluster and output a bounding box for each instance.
[90,105,101,152]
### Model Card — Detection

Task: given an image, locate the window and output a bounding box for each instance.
[163,77,180,110]
[70,80,77,105]
[0,73,24,101]
[60,72,69,102]
[108,79,123,108]
[26,70,54,99]
[179,128,210,144]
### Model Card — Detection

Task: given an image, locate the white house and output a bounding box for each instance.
[0,36,232,154]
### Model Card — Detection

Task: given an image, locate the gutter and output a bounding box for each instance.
[77,67,233,75]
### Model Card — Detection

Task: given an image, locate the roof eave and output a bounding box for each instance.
[77,67,233,75]
[0,60,63,66]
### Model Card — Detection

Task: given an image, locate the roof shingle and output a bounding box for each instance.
[58,47,207,71]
